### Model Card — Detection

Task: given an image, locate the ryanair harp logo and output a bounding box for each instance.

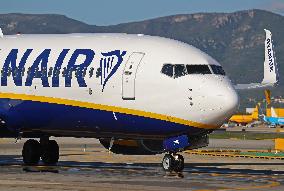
[100,50,126,92]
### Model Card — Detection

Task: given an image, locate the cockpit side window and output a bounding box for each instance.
[186,65,211,74]
[210,65,226,75]
[174,64,187,78]
[161,64,174,77]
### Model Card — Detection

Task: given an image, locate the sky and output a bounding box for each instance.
[0,0,284,26]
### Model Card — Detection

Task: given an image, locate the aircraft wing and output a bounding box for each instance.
[234,29,279,90]
[234,82,277,90]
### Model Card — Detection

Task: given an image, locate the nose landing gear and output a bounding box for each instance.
[162,153,184,172]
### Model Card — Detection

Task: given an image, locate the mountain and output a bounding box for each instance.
[0,13,97,34]
[0,10,283,111]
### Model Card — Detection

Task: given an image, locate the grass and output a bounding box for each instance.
[240,152,284,157]
[209,131,284,140]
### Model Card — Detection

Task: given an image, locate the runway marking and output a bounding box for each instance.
[186,150,284,160]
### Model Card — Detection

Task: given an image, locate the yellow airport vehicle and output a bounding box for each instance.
[229,89,284,126]
[229,105,258,125]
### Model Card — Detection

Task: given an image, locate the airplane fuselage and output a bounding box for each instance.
[264,116,284,126]
[0,33,238,139]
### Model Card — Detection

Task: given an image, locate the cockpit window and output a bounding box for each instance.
[174,64,187,78]
[210,65,226,75]
[161,64,215,78]
[161,64,174,77]
[186,65,211,74]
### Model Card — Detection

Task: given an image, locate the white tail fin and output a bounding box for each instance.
[234,29,279,90]
[262,29,279,85]
[271,107,278,118]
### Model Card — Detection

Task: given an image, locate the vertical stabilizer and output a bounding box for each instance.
[271,107,278,118]
[262,29,279,85]
[264,89,271,117]
[251,105,259,119]
[234,29,279,89]
[256,102,265,120]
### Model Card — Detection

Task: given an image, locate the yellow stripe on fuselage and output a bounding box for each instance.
[0,92,219,129]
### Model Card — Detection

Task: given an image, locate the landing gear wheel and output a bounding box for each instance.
[41,140,59,165]
[162,153,185,173]
[173,154,184,172]
[162,154,175,172]
[22,139,41,165]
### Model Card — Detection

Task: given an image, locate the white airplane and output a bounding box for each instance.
[0,29,278,172]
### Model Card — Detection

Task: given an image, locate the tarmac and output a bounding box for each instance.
[0,138,284,191]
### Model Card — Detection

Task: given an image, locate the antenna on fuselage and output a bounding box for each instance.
[0,28,3,38]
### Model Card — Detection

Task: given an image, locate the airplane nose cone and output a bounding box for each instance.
[196,78,239,126]
[219,87,239,119]
[209,86,239,126]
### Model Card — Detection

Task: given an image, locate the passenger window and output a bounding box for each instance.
[21,68,25,77]
[53,67,60,77]
[35,67,42,78]
[186,65,211,74]
[161,64,173,77]
[48,67,53,77]
[62,67,67,77]
[96,67,102,78]
[174,64,187,78]
[7,67,12,76]
[210,65,226,75]
[89,67,94,78]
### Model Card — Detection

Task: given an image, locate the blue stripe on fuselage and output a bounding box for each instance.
[0,98,207,138]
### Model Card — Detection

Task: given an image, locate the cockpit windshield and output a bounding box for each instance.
[161,64,174,77]
[161,64,226,78]
[186,65,211,75]
[162,64,212,78]
[210,65,226,75]
[174,65,187,78]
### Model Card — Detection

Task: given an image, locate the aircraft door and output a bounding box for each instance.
[122,52,145,100]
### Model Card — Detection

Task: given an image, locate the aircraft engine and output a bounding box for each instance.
[99,139,164,155]
[99,134,209,155]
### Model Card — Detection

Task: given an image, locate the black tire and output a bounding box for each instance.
[22,139,41,165]
[41,140,59,165]
[162,154,175,172]
[174,154,184,172]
